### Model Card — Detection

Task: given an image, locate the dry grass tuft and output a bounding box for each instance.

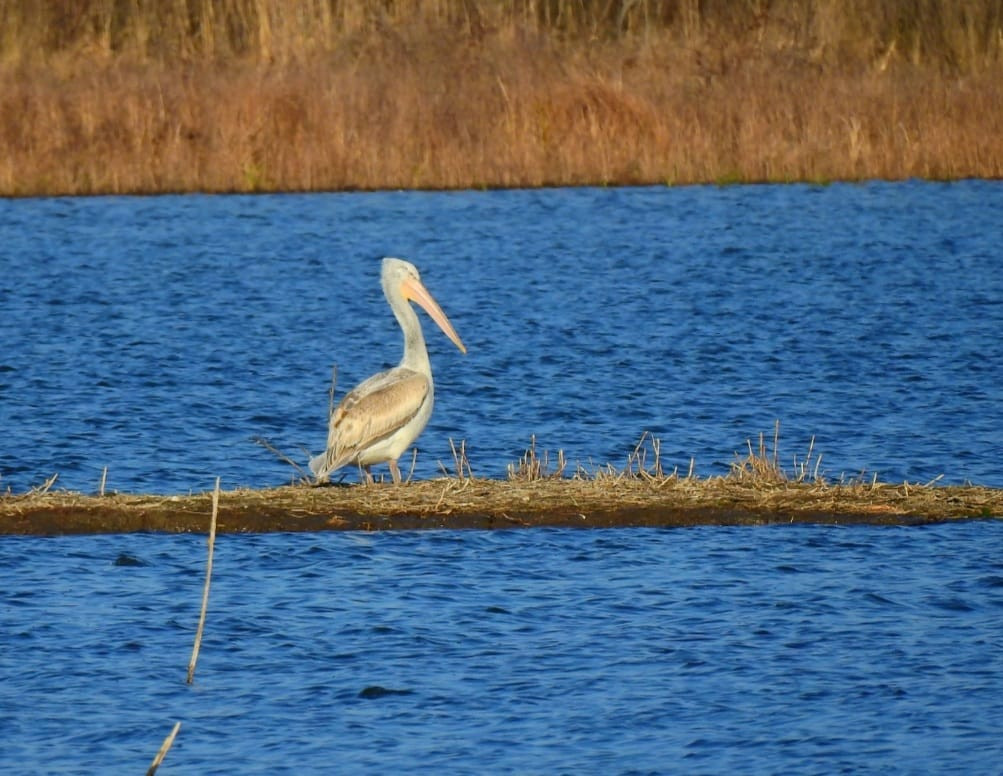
[507,435,567,482]
[511,431,700,486]
[573,431,679,483]
[622,431,669,481]
[441,438,474,481]
[6,473,60,499]
[729,421,825,485]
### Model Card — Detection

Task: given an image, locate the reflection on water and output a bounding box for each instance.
[1,181,1002,493]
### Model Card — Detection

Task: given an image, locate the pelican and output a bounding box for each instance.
[309,257,466,484]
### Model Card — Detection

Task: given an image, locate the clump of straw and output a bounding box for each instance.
[729,420,823,484]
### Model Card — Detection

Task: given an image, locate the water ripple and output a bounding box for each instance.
[2,182,1002,491]
[3,523,1001,773]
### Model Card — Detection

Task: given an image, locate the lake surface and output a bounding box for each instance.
[1,181,1002,493]
[2,523,1003,774]
[2,182,1003,773]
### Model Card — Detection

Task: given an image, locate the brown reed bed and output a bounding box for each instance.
[2,1,1001,196]
[3,431,1000,534]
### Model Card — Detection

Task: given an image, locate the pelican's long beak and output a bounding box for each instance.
[401,276,467,354]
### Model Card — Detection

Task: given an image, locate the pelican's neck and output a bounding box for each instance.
[388,285,432,376]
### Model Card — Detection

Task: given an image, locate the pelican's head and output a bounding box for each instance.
[382,257,466,354]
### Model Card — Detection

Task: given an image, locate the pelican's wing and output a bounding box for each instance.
[311,367,429,479]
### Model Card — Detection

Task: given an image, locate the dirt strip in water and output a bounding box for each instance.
[2,478,999,535]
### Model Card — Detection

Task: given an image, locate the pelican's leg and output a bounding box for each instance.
[360,464,374,485]
[388,459,402,485]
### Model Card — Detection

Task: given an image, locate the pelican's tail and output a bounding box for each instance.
[309,446,359,483]
[309,451,328,480]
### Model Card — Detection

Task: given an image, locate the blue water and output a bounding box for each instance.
[2,524,1002,774]
[2,183,1003,774]
[1,181,1002,493]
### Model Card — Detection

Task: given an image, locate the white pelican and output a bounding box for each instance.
[309,257,466,484]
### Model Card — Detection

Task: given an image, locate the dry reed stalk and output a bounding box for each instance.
[146,721,181,776]
[507,436,540,481]
[624,431,668,481]
[27,473,59,497]
[447,438,474,480]
[554,449,567,479]
[253,436,311,482]
[405,447,419,484]
[792,436,824,483]
[187,476,219,685]
[508,435,567,481]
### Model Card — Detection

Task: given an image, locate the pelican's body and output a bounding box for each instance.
[309,258,466,484]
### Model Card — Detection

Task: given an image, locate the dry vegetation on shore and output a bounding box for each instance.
[3,430,1000,534]
[2,0,1002,195]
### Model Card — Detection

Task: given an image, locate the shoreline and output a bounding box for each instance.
[3,7,1002,196]
[3,478,1000,535]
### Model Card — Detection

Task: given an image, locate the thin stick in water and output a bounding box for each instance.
[253,436,310,480]
[146,721,181,776]
[405,447,418,483]
[187,477,219,685]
